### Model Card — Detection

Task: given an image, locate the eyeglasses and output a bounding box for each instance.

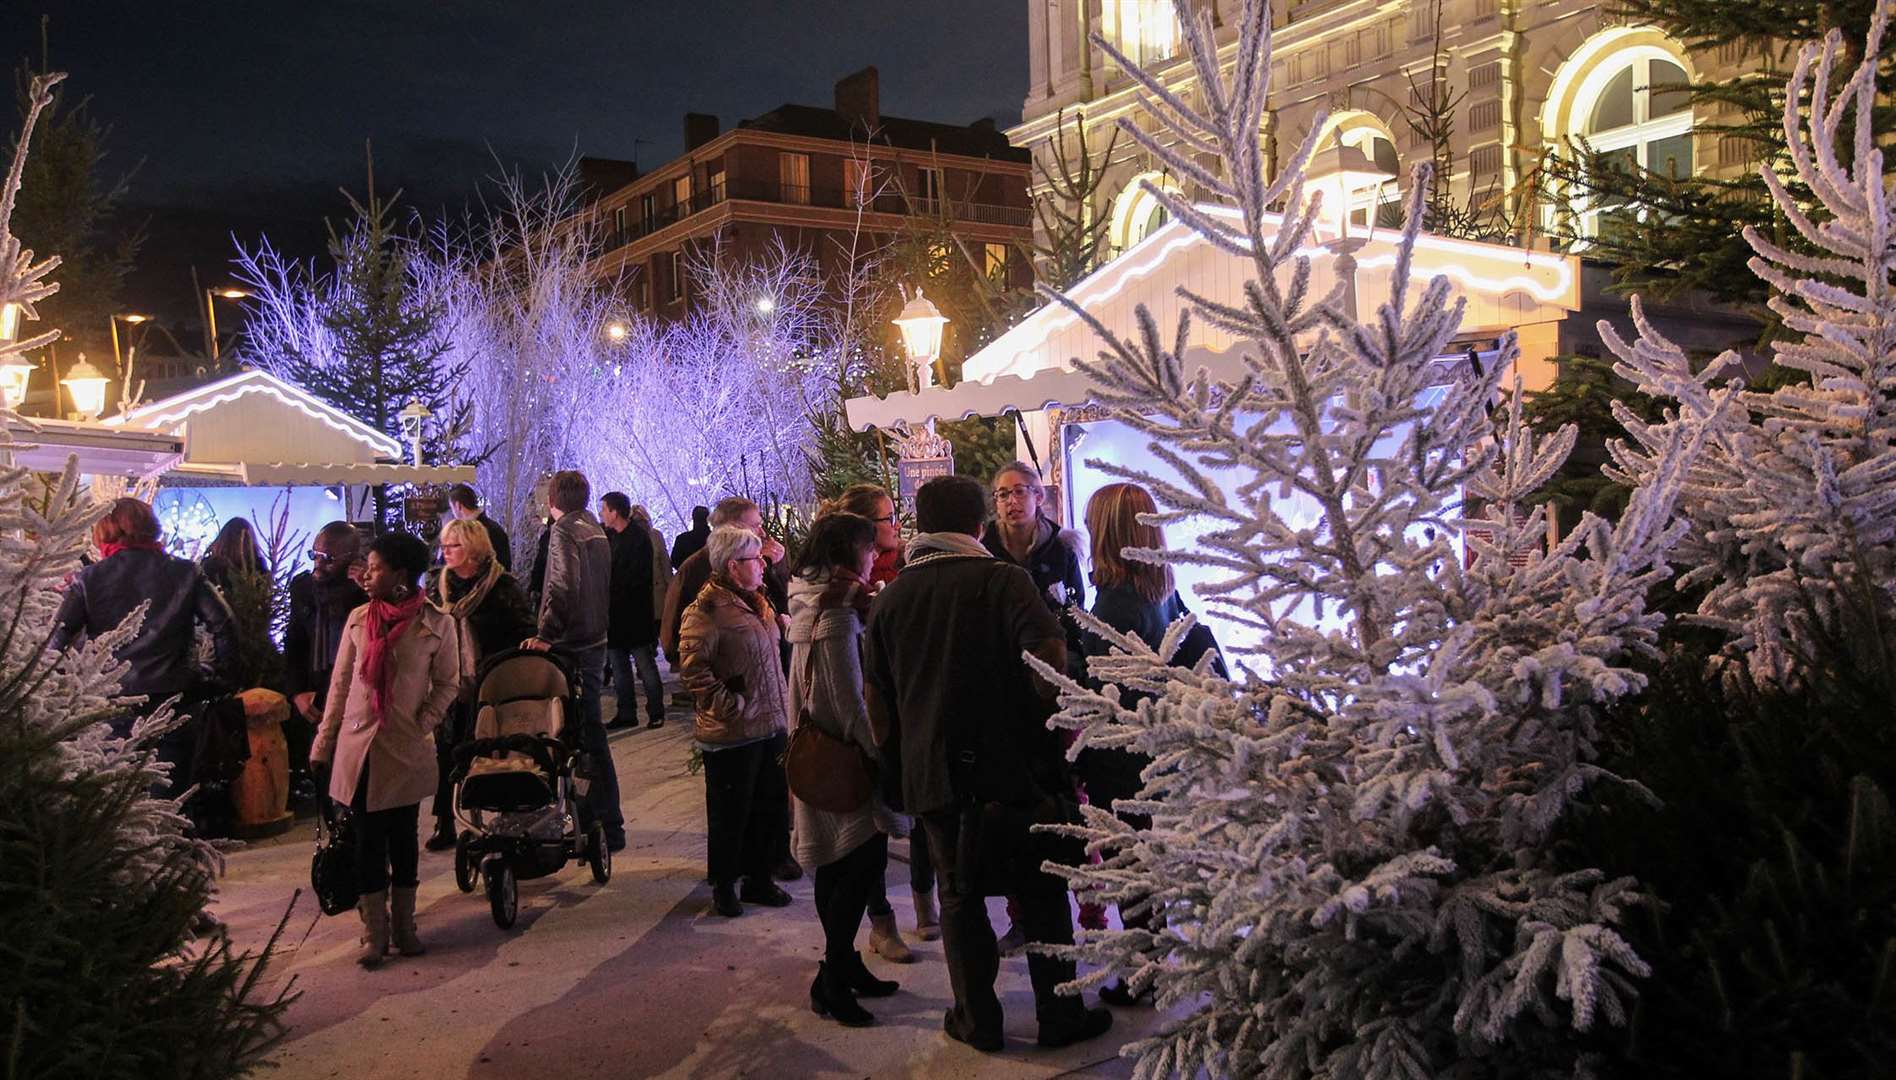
[440,543,463,552]
[993,485,1036,503]
[735,555,767,565]
[871,514,896,525]
[309,550,338,564]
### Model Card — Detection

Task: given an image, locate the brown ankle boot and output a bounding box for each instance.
[390,886,426,957]
[912,888,941,942]
[868,911,915,963]
[356,890,389,969]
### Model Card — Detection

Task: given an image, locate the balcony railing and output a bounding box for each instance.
[602,177,1030,251]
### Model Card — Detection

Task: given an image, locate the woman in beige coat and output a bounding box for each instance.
[311,532,460,969]
[678,525,791,920]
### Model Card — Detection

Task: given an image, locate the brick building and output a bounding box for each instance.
[591,68,1034,317]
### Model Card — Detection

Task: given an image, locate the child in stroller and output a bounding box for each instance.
[448,647,611,928]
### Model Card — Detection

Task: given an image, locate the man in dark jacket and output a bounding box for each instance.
[600,491,664,730]
[449,482,512,571]
[659,496,786,667]
[864,475,1112,1053]
[282,520,368,783]
[984,461,1087,680]
[523,470,624,851]
[669,504,710,569]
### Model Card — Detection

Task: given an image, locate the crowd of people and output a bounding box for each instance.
[53,459,1213,1049]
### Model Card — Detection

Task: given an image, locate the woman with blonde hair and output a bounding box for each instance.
[422,517,535,850]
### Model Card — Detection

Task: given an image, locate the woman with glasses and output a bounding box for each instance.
[824,484,929,958]
[678,525,792,918]
[421,517,535,851]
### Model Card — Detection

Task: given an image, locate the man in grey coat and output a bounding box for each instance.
[523,469,624,851]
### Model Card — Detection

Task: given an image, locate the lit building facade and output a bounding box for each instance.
[1011,0,1761,384]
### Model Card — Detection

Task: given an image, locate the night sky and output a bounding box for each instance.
[3,1,1027,327]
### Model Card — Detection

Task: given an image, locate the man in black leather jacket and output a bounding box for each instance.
[283,521,368,782]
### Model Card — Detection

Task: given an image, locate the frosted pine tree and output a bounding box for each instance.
[0,73,288,1075]
[1026,3,1728,1076]
[1603,4,1896,697]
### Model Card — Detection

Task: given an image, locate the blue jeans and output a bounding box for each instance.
[607,644,665,724]
[570,646,624,841]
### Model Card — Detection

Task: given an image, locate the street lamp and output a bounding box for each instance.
[109,312,150,374]
[892,289,948,391]
[604,319,629,343]
[204,287,248,364]
[399,400,431,466]
[755,296,776,315]
[0,357,34,410]
[61,354,110,421]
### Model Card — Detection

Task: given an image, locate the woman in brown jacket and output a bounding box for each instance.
[310,532,461,969]
[679,525,792,918]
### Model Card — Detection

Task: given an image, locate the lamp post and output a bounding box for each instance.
[1306,141,1396,323]
[108,312,150,374]
[203,287,248,365]
[604,319,629,343]
[891,289,948,392]
[61,354,110,421]
[399,400,431,466]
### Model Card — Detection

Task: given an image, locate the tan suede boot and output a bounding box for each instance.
[390,886,426,957]
[912,888,941,942]
[869,911,916,963]
[356,890,389,969]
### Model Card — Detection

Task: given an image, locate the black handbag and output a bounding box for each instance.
[310,801,359,916]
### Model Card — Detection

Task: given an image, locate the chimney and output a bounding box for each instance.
[684,112,720,151]
[834,67,880,133]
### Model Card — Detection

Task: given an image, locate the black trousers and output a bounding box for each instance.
[814,833,888,967]
[350,768,420,893]
[702,732,789,887]
[922,808,1086,1038]
[431,701,468,832]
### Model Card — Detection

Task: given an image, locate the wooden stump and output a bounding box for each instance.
[231,688,296,838]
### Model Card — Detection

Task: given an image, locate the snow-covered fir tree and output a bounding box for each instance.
[1027,3,1728,1076]
[0,72,287,1076]
[1603,3,1896,699]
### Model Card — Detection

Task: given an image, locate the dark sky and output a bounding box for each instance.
[4,1,1027,325]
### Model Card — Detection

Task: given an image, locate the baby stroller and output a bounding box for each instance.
[449,647,610,928]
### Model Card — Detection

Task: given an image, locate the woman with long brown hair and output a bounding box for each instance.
[1079,481,1210,1006]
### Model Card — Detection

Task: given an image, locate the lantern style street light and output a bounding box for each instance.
[399,399,431,466]
[61,354,110,420]
[891,289,948,391]
[0,357,33,410]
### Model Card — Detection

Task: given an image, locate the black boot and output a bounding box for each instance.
[836,950,898,997]
[809,962,875,1027]
[424,819,455,852]
[712,882,742,918]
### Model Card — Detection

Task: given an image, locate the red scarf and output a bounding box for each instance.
[818,566,873,619]
[99,539,165,561]
[360,592,425,725]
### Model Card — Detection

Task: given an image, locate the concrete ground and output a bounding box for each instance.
[213,674,1173,1079]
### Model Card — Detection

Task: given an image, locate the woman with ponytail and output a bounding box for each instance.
[310,532,460,970]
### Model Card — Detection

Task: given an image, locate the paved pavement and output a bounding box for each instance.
[212,676,1173,1079]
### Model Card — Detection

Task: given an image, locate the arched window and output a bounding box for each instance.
[1108,172,1182,255]
[1563,45,1695,238]
[1112,0,1177,67]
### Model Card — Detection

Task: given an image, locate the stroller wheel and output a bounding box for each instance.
[484,858,518,929]
[587,822,612,885]
[454,832,479,894]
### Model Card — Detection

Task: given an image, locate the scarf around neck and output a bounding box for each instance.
[708,574,775,623]
[361,592,426,725]
[432,556,503,619]
[903,531,991,564]
[99,539,165,561]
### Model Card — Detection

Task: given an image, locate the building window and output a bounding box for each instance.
[611,205,627,237]
[843,157,874,204]
[640,193,657,231]
[780,153,811,205]
[672,174,692,210]
[916,166,945,206]
[1108,171,1181,254]
[667,250,685,302]
[708,168,726,200]
[1575,51,1693,237]
[984,243,1009,284]
[631,274,649,311]
[1112,0,1177,67]
[1468,100,1501,132]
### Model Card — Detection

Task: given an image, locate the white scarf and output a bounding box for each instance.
[903,530,992,563]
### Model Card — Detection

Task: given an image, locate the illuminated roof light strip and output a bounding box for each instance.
[118,375,402,457]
